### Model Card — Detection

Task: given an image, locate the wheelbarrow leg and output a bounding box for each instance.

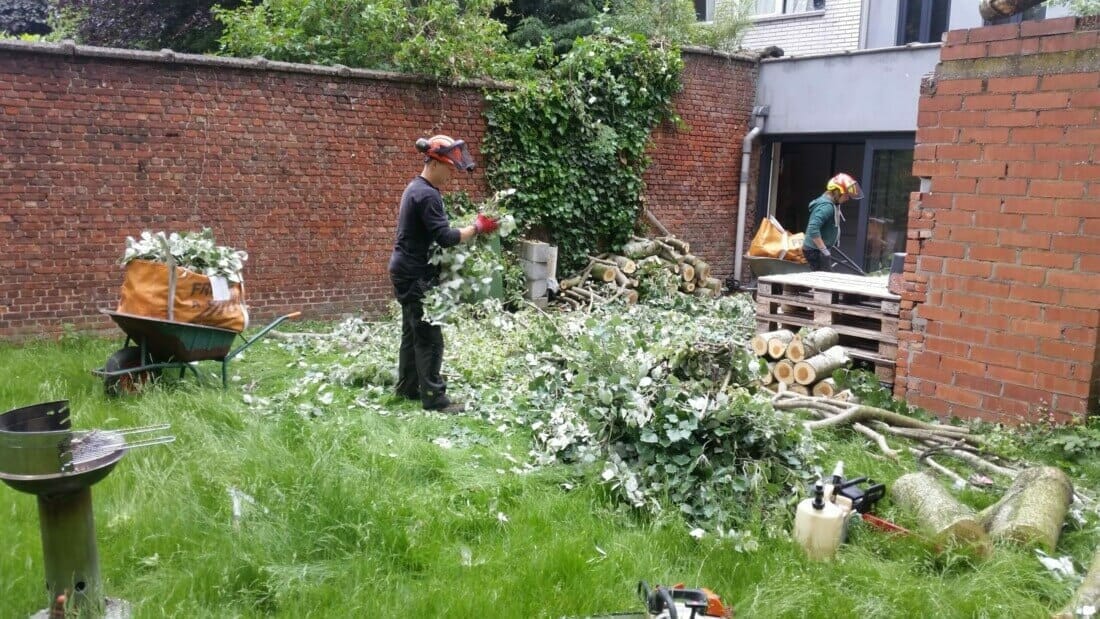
[221,361,228,389]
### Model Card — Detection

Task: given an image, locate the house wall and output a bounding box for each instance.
[740,0,863,57]
[897,17,1100,423]
[866,0,1074,49]
[0,42,757,338]
[757,44,942,134]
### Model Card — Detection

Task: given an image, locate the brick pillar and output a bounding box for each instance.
[897,17,1100,424]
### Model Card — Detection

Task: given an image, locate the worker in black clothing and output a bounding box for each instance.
[803,173,864,272]
[389,135,498,412]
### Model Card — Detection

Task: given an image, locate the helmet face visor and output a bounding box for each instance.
[847,180,864,200]
[435,140,476,172]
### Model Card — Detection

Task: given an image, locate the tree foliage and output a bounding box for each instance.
[1047,0,1100,15]
[0,0,49,35]
[483,33,683,272]
[56,0,242,52]
[215,0,535,81]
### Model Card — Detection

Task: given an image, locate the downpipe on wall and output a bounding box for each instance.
[732,105,769,289]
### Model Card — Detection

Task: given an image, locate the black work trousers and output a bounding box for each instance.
[803,247,831,272]
[392,276,448,409]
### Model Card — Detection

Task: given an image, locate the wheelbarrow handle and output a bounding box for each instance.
[225,311,301,360]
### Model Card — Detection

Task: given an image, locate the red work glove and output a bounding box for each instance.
[474,213,500,235]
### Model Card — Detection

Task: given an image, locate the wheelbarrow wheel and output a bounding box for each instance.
[103,347,160,396]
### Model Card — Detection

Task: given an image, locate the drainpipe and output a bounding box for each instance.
[733,105,769,286]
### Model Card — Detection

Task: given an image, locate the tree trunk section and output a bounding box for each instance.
[622,239,660,259]
[980,0,1045,20]
[794,346,850,385]
[609,255,637,274]
[812,378,838,398]
[1054,546,1100,619]
[680,264,696,282]
[774,359,796,385]
[589,263,618,283]
[680,281,696,294]
[764,330,796,359]
[753,329,793,357]
[788,327,840,363]
[760,361,776,386]
[788,384,810,396]
[979,466,1073,552]
[891,472,991,554]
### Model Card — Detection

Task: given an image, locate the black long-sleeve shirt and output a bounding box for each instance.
[388,176,461,280]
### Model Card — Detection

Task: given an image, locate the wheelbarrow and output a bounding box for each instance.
[93,310,300,395]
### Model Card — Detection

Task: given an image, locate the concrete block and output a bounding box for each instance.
[520,259,549,281]
[518,239,550,263]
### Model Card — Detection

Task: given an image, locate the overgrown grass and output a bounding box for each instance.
[0,316,1096,617]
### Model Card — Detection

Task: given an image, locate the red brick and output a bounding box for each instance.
[1068,91,1100,108]
[1041,72,1100,91]
[987,110,1037,127]
[989,332,1039,354]
[941,356,987,377]
[944,30,970,46]
[925,336,970,357]
[1040,340,1097,363]
[943,291,990,313]
[936,79,985,95]
[1010,128,1064,143]
[941,110,988,127]
[1010,318,1065,339]
[1024,215,1081,234]
[960,127,1010,143]
[963,94,1014,111]
[937,143,983,160]
[978,177,1028,196]
[1040,31,1100,54]
[913,160,957,177]
[969,23,1021,42]
[984,144,1035,160]
[1082,255,1100,273]
[1007,162,1060,180]
[969,246,1016,263]
[1016,91,1071,109]
[988,76,1039,93]
[1043,306,1099,326]
[936,383,984,408]
[1020,250,1077,270]
[916,127,959,143]
[987,364,1037,387]
[1035,145,1091,162]
[1009,284,1060,304]
[954,372,1001,396]
[1047,270,1100,290]
[1002,382,1052,406]
[988,39,1022,57]
[1063,165,1100,182]
[957,161,1007,178]
[1065,128,1100,145]
[941,43,989,61]
[1055,199,1100,219]
[1037,373,1091,398]
[975,212,1024,228]
[923,241,967,259]
[1053,235,1100,255]
[1030,180,1085,199]
[949,226,997,244]
[920,95,964,112]
[1017,355,1074,378]
[1038,109,1096,126]
[993,264,1046,285]
[1020,17,1078,38]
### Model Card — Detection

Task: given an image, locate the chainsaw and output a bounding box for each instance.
[592,581,733,619]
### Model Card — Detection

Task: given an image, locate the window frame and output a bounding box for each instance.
[754,0,821,18]
[896,0,951,45]
[695,0,715,22]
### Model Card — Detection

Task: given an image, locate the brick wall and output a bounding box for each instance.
[739,0,862,57]
[645,49,758,281]
[897,17,1100,423]
[0,42,757,338]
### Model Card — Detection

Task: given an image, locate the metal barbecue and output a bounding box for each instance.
[0,400,174,618]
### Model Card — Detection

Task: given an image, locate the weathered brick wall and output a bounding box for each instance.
[646,49,757,282]
[739,0,862,57]
[898,17,1100,423]
[0,43,757,338]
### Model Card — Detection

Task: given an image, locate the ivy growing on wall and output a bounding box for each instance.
[483,33,684,271]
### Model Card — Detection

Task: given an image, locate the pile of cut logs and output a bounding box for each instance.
[553,235,723,310]
[753,327,852,398]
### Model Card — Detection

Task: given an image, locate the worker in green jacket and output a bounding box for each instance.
[803,173,864,271]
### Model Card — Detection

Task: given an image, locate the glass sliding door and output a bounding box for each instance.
[858,139,919,273]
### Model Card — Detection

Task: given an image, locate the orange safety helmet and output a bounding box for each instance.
[415,135,475,172]
[826,173,864,200]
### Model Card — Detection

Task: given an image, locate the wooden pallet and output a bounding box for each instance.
[755,272,900,383]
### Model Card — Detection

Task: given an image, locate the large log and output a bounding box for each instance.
[891,472,991,554]
[608,255,637,274]
[663,237,690,255]
[979,0,1045,20]
[794,346,850,385]
[760,361,776,386]
[979,466,1073,552]
[622,239,660,259]
[680,264,696,282]
[773,359,796,385]
[751,329,793,357]
[1054,547,1100,619]
[788,384,810,396]
[812,378,838,398]
[787,327,840,363]
[589,263,619,283]
[679,281,696,294]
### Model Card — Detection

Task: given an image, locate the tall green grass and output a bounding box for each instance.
[0,333,1092,618]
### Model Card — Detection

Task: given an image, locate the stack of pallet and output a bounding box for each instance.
[752,326,853,398]
[755,272,900,385]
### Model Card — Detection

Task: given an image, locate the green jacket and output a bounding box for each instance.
[803,193,838,249]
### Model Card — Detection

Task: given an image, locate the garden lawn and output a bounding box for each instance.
[0,307,1096,618]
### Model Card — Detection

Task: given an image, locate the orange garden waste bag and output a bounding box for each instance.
[118,259,249,332]
[748,216,808,264]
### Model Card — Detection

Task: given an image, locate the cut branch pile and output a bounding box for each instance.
[552,235,721,310]
[753,327,853,400]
